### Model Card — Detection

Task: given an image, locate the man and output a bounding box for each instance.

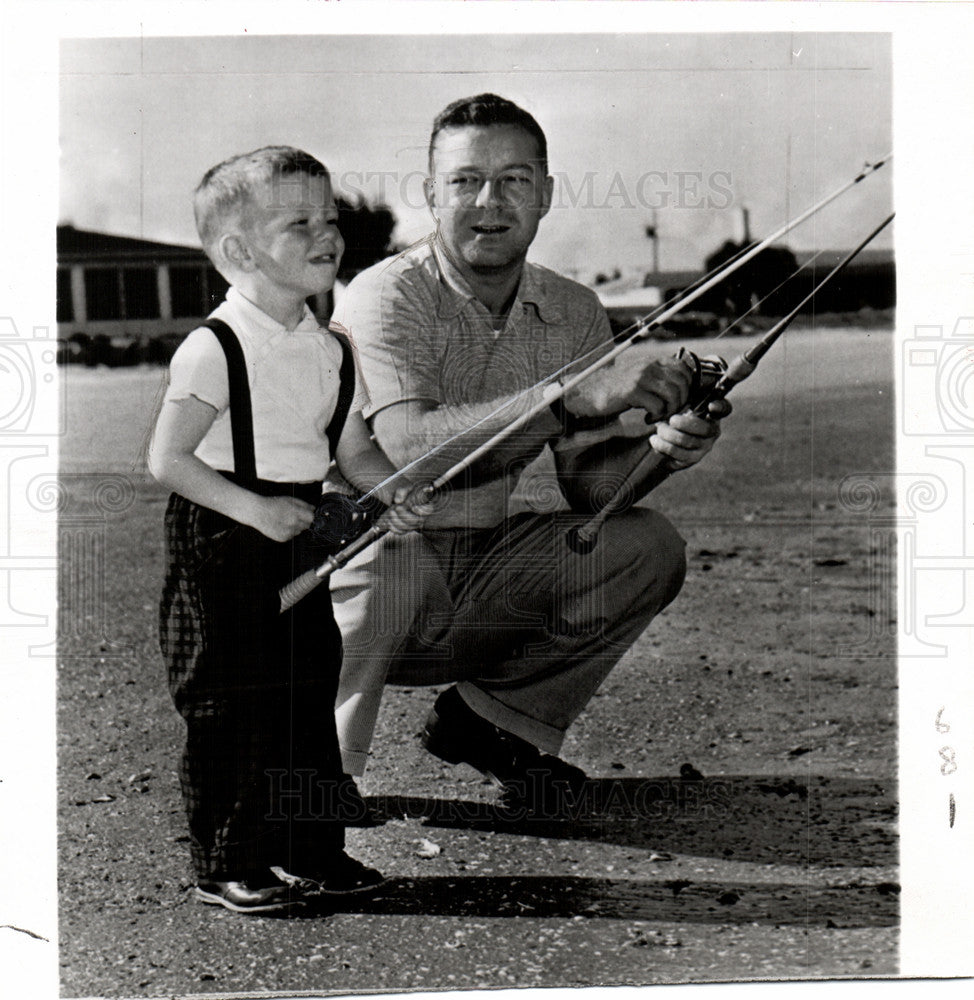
[329,94,728,808]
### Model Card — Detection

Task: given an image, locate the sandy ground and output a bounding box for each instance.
[56,326,897,997]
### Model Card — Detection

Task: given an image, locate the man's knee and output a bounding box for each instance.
[599,507,687,606]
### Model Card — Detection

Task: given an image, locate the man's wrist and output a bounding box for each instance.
[544,379,619,438]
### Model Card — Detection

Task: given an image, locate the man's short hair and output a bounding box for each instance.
[428,94,548,172]
[193,146,329,255]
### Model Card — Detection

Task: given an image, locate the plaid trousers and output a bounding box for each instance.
[159,482,352,883]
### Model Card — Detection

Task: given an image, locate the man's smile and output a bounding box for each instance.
[471,224,511,235]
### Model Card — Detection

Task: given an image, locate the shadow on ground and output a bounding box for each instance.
[328,873,898,926]
[361,775,897,868]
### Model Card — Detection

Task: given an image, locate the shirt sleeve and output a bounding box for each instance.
[333,263,443,418]
[326,323,371,416]
[165,327,229,412]
[576,286,615,359]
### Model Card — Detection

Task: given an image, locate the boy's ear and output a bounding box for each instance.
[219,232,256,272]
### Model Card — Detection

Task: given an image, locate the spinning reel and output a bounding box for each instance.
[306,492,384,555]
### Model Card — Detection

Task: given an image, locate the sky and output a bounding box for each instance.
[58,32,893,279]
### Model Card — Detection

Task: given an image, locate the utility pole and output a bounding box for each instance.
[645,209,660,273]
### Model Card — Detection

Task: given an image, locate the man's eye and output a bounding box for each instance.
[448,176,475,186]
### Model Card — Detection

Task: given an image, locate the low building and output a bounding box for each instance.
[57,225,230,342]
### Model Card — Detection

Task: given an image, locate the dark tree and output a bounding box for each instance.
[335,198,397,282]
[700,240,798,317]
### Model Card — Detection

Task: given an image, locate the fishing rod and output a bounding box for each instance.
[279,156,892,611]
[564,212,896,555]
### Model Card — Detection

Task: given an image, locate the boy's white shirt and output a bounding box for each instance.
[164,287,369,483]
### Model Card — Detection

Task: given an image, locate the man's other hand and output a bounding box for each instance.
[563,344,694,419]
[648,398,732,469]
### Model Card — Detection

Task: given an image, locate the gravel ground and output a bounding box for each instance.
[55,326,898,997]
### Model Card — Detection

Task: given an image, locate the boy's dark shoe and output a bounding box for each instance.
[195,880,302,915]
[271,852,387,897]
[421,686,588,812]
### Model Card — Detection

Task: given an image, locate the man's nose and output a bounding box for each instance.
[474,178,502,209]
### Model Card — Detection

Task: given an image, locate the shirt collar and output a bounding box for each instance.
[226,286,318,335]
[430,240,563,324]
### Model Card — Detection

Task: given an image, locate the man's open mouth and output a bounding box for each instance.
[471,224,510,235]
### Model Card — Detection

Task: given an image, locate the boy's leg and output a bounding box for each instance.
[162,500,341,883]
[161,496,272,883]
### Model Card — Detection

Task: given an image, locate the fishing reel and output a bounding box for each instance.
[643,349,728,424]
[567,351,730,557]
[306,492,384,555]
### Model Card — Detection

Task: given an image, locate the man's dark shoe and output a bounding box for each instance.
[195,880,302,914]
[271,852,388,897]
[421,686,587,810]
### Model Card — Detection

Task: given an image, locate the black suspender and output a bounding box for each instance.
[201,319,257,487]
[200,318,355,485]
[325,327,355,459]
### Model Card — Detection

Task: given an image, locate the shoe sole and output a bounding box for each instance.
[194,886,302,914]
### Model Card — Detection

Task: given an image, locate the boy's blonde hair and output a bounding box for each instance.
[193,146,330,259]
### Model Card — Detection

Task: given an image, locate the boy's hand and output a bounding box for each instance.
[251,495,315,542]
[377,481,435,534]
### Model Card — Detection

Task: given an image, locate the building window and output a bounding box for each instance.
[84,268,122,320]
[57,268,73,323]
[123,267,160,319]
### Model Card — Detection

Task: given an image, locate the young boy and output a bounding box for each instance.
[149,146,430,915]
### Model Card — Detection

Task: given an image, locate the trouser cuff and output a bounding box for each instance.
[340,747,369,777]
[456,682,565,756]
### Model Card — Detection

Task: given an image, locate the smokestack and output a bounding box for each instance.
[645,210,660,273]
[741,205,752,245]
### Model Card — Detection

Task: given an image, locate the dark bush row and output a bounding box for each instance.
[58,332,186,367]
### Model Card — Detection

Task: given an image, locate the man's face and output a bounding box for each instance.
[426,124,553,274]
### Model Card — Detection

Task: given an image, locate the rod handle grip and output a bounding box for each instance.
[279,569,322,612]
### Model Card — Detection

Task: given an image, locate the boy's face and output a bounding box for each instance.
[243,172,343,299]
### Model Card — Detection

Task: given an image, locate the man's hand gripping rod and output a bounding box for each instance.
[565,212,896,554]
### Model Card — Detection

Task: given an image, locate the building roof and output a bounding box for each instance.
[57,225,206,264]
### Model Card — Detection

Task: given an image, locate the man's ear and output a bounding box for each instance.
[423,175,438,221]
[219,232,256,272]
[539,173,554,221]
